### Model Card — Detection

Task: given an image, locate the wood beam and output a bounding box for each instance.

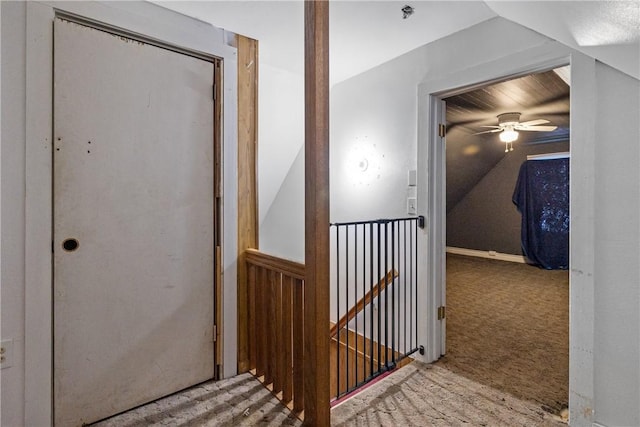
[303,1,330,425]
[236,34,259,374]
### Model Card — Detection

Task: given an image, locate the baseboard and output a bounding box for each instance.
[446,246,527,264]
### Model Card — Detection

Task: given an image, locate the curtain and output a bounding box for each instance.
[512,158,569,270]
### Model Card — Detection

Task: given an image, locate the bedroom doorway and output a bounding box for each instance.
[440,67,570,417]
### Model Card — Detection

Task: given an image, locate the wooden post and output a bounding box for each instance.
[304,1,330,425]
[237,35,259,373]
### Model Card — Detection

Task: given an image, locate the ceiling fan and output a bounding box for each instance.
[474,112,558,152]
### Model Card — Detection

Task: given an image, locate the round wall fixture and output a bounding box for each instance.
[358,158,369,172]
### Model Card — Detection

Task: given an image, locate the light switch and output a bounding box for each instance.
[408,170,417,187]
[407,197,417,215]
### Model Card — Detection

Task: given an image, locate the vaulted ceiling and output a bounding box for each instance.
[445,68,570,212]
[154,1,639,83]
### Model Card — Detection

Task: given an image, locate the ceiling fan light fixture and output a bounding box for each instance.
[499,128,519,143]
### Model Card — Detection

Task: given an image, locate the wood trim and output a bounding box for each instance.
[213,58,223,378]
[256,266,267,378]
[236,34,259,374]
[248,264,257,369]
[292,278,305,413]
[446,246,527,264]
[282,275,294,403]
[247,257,304,415]
[245,248,305,279]
[303,1,330,425]
[329,269,399,337]
[266,270,277,386]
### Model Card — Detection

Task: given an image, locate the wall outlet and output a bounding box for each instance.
[1,339,13,369]
[407,197,417,215]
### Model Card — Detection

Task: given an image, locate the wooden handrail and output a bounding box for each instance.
[329,269,399,337]
[245,248,305,280]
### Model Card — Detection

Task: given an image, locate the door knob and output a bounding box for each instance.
[62,238,79,252]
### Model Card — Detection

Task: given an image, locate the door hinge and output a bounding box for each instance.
[213,84,216,101]
[52,240,54,253]
[437,306,446,320]
[438,124,446,138]
[213,324,217,342]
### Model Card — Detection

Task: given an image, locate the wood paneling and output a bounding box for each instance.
[293,278,305,414]
[213,58,223,378]
[245,248,305,279]
[246,251,306,418]
[248,264,257,369]
[445,69,570,136]
[256,266,267,378]
[304,1,331,425]
[236,35,259,374]
[282,275,294,403]
[444,68,571,213]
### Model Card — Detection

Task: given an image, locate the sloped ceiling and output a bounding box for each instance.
[152,0,634,219]
[445,69,570,212]
[154,1,640,82]
[485,1,639,80]
[152,1,498,84]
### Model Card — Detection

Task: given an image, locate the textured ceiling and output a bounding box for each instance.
[485,1,639,80]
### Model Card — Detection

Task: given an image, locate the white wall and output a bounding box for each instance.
[1,2,239,425]
[258,64,304,226]
[266,18,555,260]
[260,146,305,262]
[1,4,27,426]
[323,16,639,427]
[592,61,640,425]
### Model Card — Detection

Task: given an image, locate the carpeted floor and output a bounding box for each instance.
[331,361,565,426]
[331,254,569,426]
[441,254,569,414]
[93,254,569,426]
[91,373,302,426]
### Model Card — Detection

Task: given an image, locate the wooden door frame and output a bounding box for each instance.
[236,34,259,375]
[416,42,597,424]
[24,3,238,425]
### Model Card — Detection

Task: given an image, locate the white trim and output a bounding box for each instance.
[418,42,574,364]
[566,51,596,427]
[25,2,238,425]
[527,151,570,160]
[446,246,527,264]
[418,42,596,426]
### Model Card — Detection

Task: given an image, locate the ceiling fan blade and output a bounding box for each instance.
[517,125,558,132]
[479,125,501,129]
[472,129,502,135]
[518,119,549,126]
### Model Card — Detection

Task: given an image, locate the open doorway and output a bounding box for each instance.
[440,67,570,417]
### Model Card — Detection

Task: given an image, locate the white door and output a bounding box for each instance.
[53,19,215,426]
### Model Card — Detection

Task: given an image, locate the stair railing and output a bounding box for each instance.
[330,217,422,399]
[245,248,305,416]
